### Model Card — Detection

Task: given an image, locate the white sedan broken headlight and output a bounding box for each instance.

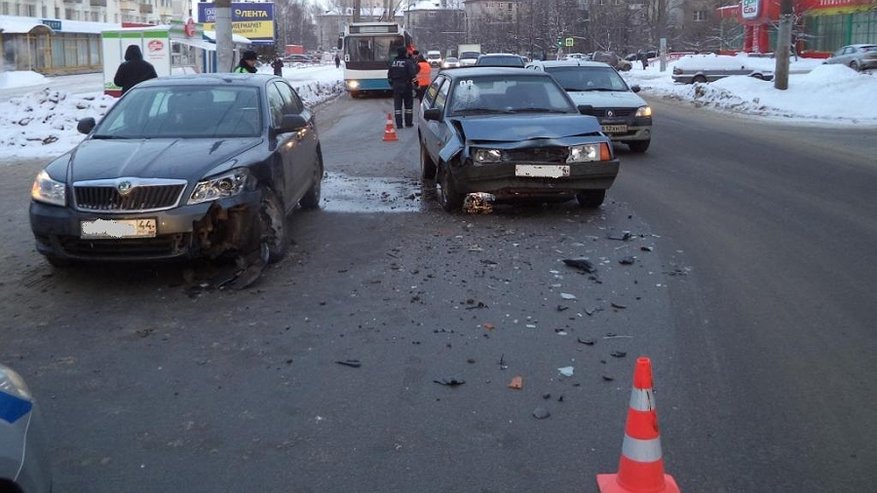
[188,168,250,205]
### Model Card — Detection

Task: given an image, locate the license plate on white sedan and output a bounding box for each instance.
[602,124,628,134]
[80,218,157,239]
[515,165,570,179]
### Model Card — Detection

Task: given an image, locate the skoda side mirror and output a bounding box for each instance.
[279,114,308,133]
[77,117,96,135]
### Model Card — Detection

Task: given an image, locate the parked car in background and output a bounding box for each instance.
[1,364,52,493]
[564,53,590,61]
[528,60,653,152]
[823,44,877,71]
[29,74,324,266]
[591,51,631,71]
[672,54,774,83]
[475,53,525,67]
[459,51,481,66]
[283,54,313,64]
[417,67,620,211]
[441,56,460,69]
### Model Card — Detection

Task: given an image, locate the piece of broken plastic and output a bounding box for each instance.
[558,366,574,377]
[508,376,523,390]
[434,377,465,386]
[562,258,596,273]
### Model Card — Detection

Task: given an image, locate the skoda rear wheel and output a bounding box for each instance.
[300,151,323,210]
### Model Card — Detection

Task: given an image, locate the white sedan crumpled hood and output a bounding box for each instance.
[566,90,647,109]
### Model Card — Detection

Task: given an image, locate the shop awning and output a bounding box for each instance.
[0,19,54,34]
[202,30,251,45]
[173,37,217,51]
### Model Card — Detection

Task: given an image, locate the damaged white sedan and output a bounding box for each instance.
[29,74,324,266]
[417,67,620,212]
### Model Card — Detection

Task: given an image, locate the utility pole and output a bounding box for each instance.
[774,0,793,90]
[214,0,234,72]
[353,0,361,23]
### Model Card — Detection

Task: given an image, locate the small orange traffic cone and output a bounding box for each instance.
[383,112,398,142]
[597,357,681,493]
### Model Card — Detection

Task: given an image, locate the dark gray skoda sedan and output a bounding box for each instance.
[29,74,323,266]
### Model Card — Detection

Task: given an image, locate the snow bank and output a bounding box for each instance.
[0,78,345,161]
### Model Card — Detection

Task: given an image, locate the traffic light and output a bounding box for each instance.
[556,37,563,48]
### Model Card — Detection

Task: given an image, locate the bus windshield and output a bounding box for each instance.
[345,35,404,63]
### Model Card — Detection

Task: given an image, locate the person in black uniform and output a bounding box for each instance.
[113,45,158,95]
[387,46,418,128]
[271,57,284,76]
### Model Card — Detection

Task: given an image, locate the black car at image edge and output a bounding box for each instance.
[29,74,324,266]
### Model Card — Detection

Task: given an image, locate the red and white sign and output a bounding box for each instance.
[148,39,164,52]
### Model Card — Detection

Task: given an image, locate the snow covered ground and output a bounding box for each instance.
[0,57,874,161]
[623,55,877,125]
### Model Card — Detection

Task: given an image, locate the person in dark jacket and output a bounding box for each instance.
[271,57,284,76]
[334,54,341,69]
[113,44,158,95]
[387,46,418,128]
[233,50,259,74]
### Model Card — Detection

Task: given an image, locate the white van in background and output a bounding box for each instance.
[426,50,442,67]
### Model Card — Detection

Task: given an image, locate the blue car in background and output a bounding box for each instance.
[1,364,52,493]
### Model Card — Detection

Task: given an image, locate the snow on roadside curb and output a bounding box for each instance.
[0,78,345,161]
[624,63,877,126]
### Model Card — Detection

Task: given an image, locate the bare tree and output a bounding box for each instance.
[275,0,320,51]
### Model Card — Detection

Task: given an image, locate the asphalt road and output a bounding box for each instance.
[1,90,875,492]
[614,98,877,492]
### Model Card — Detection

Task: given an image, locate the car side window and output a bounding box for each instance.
[274,81,304,114]
[425,77,444,107]
[434,78,450,113]
[266,84,285,128]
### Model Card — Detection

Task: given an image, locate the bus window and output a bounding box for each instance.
[346,35,403,63]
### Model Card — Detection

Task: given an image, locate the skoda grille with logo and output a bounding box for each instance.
[117,180,133,196]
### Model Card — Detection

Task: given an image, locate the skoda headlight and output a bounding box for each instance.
[188,168,249,205]
[635,105,653,117]
[31,170,66,206]
[472,148,503,165]
[567,144,601,163]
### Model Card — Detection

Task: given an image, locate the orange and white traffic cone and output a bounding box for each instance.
[597,357,681,493]
[383,112,398,142]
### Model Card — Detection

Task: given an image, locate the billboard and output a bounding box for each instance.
[197,2,275,46]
